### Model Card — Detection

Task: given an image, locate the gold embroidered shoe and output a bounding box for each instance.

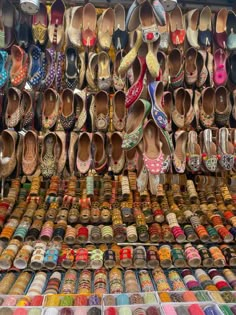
[5,87,23,129]
[199,87,215,128]
[40,132,57,178]
[48,0,66,47]
[32,3,48,45]
[94,90,109,132]
[98,8,115,50]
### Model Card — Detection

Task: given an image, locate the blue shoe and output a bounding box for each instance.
[28,45,43,89]
[148,81,168,130]
[0,50,8,88]
[152,0,166,26]
[126,0,142,32]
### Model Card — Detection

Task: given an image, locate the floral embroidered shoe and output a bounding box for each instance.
[198,6,212,47]
[217,127,234,171]
[172,87,185,129]
[67,6,83,48]
[0,50,8,88]
[122,99,151,151]
[93,132,108,173]
[200,129,217,172]
[94,90,109,132]
[74,89,87,131]
[55,131,66,175]
[141,120,164,175]
[118,29,142,76]
[125,56,146,109]
[28,45,44,89]
[173,130,188,173]
[22,131,38,176]
[76,132,92,174]
[199,87,215,128]
[113,50,126,91]
[185,47,198,86]
[32,3,48,45]
[42,88,61,130]
[21,90,34,129]
[168,48,184,89]
[48,0,65,47]
[110,132,125,174]
[86,52,98,91]
[214,8,228,49]
[196,50,208,88]
[112,91,126,132]
[215,86,231,127]
[82,3,97,48]
[169,5,185,46]
[5,87,23,128]
[98,8,115,50]
[148,81,168,130]
[186,9,200,49]
[187,130,202,172]
[98,51,112,91]
[139,1,159,43]
[10,45,29,87]
[213,48,228,86]
[60,88,76,131]
[113,4,128,50]
[40,132,57,178]
[0,129,17,178]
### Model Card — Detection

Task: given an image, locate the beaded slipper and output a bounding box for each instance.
[0,50,8,88]
[10,45,28,87]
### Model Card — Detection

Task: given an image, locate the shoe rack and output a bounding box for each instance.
[1,0,236,314]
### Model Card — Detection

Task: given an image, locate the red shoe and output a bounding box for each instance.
[125,56,146,109]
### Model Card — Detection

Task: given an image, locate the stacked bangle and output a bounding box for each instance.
[64,225,76,244]
[181,269,201,291]
[0,272,17,294]
[138,270,154,292]
[9,272,32,295]
[171,245,186,268]
[75,248,89,268]
[133,246,146,268]
[124,270,139,293]
[104,249,116,269]
[120,247,132,268]
[30,241,47,270]
[27,271,47,296]
[39,221,54,242]
[94,268,107,296]
[149,223,162,243]
[0,218,18,241]
[126,225,138,243]
[168,270,186,291]
[159,245,171,268]
[147,246,159,269]
[13,243,33,269]
[61,269,77,294]
[77,270,91,294]
[26,219,43,241]
[184,243,201,268]
[102,226,113,243]
[209,246,226,267]
[91,249,104,269]
[44,271,61,294]
[109,268,123,294]
[0,239,21,270]
[53,220,67,241]
[44,245,60,269]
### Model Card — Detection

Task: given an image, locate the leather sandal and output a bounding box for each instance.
[185,47,198,86]
[122,99,151,150]
[42,88,61,130]
[201,129,218,172]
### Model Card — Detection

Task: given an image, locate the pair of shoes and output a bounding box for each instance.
[186,6,212,48]
[86,51,111,91]
[68,131,107,175]
[172,88,194,130]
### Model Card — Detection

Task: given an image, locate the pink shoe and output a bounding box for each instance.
[141,119,164,175]
[125,56,146,109]
[213,48,228,86]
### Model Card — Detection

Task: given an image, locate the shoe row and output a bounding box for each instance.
[1,125,235,180]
